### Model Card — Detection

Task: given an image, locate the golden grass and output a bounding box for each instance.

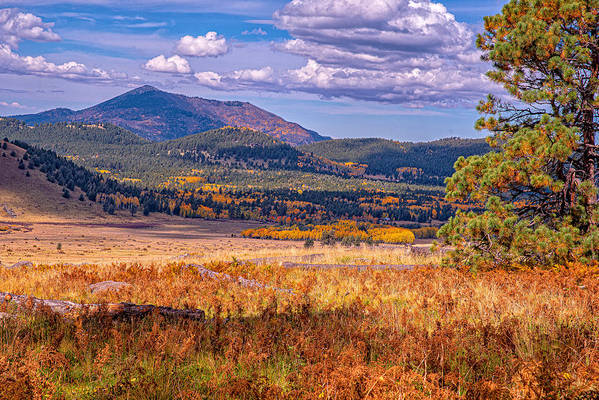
[1,215,598,399]
[0,246,598,399]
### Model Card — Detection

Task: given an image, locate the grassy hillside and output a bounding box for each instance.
[0,141,108,222]
[300,137,491,185]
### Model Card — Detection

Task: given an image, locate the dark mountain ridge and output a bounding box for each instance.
[11,85,328,145]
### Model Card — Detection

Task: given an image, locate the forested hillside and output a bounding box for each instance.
[301,137,491,185]
[12,85,328,145]
[1,119,486,225]
[4,138,465,225]
[0,119,353,184]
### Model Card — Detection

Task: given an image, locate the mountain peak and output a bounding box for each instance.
[128,85,162,95]
[10,87,329,145]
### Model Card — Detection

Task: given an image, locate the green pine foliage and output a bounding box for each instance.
[439,0,599,270]
[301,137,490,185]
[0,119,362,185]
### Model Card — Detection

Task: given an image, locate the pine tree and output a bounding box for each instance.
[440,0,599,270]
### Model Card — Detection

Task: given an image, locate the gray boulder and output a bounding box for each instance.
[5,261,33,270]
[89,281,132,294]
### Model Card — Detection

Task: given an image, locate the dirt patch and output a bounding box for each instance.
[0,215,266,265]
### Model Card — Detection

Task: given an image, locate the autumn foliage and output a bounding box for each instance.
[241,220,416,244]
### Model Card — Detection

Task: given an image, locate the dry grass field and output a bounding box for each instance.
[0,250,598,399]
[1,142,599,399]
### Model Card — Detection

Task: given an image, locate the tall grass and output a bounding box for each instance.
[1,259,598,399]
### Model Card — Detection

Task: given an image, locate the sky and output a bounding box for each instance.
[0,0,507,141]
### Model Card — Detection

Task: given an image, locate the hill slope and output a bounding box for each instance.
[11,85,327,145]
[300,137,491,184]
[0,141,106,222]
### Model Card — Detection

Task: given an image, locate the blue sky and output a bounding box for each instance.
[0,0,506,141]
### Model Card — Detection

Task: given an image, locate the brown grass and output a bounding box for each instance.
[0,255,598,399]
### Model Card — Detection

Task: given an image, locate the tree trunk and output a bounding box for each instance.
[1,292,206,321]
[582,44,599,225]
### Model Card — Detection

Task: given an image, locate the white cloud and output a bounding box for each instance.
[231,66,273,82]
[175,32,229,57]
[0,8,60,49]
[195,67,275,90]
[0,9,131,84]
[194,71,223,88]
[242,27,267,36]
[143,54,191,74]
[0,43,127,82]
[283,59,486,106]
[0,100,25,108]
[193,0,493,107]
[125,21,168,28]
[269,0,488,105]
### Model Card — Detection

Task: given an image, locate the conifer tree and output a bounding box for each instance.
[440,0,599,270]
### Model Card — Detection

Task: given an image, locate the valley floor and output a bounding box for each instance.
[0,216,597,399]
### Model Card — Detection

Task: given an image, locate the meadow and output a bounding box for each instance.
[1,232,598,399]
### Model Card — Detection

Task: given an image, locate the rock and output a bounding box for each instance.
[89,281,132,294]
[5,261,33,270]
[1,205,16,218]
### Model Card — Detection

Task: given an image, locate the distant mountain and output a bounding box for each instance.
[300,137,491,185]
[11,85,328,145]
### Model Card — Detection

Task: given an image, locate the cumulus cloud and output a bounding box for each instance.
[273,0,473,57]
[175,32,229,57]
[0,8,60,49]
[0,43,127,82]
[231,66,273,82]
[284,59,485,106]
[0,9,129,84]
[195,0,491,106]
[0,100,26,108]
[194,71,223,88]
[143,54,191,74]
[272,0,487,105]
[195,67,275,90]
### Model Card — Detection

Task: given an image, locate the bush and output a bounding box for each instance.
[62,189,70,199]
[341,236,355,247]
[320,230,337,246]
[304,238,315,248]
[412,226,438,239]
[79,194,85,202]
